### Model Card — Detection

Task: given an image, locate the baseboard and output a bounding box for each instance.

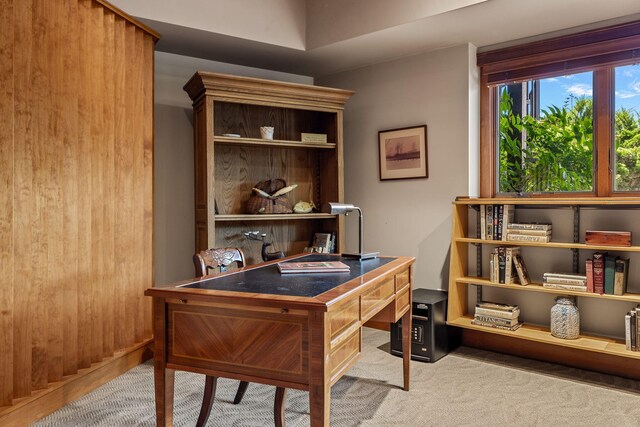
[0,340,153,427]
[462,329,640,380]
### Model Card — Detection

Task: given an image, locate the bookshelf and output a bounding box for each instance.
[184,72,354,264]
[448,197,640,374]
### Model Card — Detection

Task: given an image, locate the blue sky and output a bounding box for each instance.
[539,64,640,113]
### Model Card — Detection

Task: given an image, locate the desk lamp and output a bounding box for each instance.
[326,202,379,260]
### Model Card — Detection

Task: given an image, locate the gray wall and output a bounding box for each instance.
[153,52,312,285]
[318,44,479,290]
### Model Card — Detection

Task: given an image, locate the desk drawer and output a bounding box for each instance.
[361,277,395,321]
[395,287,410,315]
[395,269,410,293]
[329,328,360,381]
[329,298,360,341]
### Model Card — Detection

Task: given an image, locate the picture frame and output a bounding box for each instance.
[378,125,428,180]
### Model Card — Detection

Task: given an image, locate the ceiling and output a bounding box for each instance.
[112,0,640,77]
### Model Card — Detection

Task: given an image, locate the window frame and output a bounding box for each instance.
[478,20,640,198]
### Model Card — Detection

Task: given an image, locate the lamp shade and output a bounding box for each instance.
[326,202,356,215]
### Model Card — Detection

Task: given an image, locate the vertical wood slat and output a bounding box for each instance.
[113,15,127,352]
[62,0,80,377]
[1,0,155,410]
[13,0,34,399]
[0,0,14,408]
[45,0,65,384]
[102,9,116,359]
[76,0,92,371]
[89,1,105,365]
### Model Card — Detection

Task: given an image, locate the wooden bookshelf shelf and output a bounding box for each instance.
[448,316,640,360]
[214,135,337,149]
[215,213,338,222]
[456,237,640,252]
[456,276,640,302]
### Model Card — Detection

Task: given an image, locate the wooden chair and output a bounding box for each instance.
[193,247,287,427]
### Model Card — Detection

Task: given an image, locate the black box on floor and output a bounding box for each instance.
[390,288,458,362]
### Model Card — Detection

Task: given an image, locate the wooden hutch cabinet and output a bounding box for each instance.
[184,72,354,263]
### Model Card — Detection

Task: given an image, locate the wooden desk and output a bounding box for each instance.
[145,254,414,426]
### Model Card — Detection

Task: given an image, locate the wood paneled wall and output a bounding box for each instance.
[0,0,157,417]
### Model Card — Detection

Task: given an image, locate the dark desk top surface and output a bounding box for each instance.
[182,254,395,298]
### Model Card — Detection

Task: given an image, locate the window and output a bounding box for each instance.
[498,72,594,194]
[478,20,640,197]
[614,64,640,191]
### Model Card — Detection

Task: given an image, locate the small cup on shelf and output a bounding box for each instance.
[260,126,274,140]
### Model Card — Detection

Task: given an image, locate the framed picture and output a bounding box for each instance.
[378,125,428,180]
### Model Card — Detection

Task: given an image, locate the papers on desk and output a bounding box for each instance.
[277,261,350,274]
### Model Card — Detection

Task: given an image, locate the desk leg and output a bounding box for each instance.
[309,384,330,427]
[154,363,175,426]
[309,311,330,426]
[401,309,411,391]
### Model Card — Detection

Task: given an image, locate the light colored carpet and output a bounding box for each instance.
[32,329,640,426]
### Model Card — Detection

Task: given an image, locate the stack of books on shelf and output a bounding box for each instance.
[489,246,530,285]
[585,252,629,295]
[472,301,522,331]
[506,222,552,243]
[543,272,588,292]
[625,305,640,351]
[480,204,515,241]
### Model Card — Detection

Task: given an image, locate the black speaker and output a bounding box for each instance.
[390,288,457,362]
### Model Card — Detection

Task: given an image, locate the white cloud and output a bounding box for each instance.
[622,70,635,78]
[565,83,593,97]
[616,90,638,99]
[545,77,559,83]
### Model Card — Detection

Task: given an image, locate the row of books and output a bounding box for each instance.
[585,253,631,295]
[471,301,522,331]
[625,306,640,351]
[505,222,552,243]
[543,272,588,292]
[479,204,553,243]
[480,204,515,241]
[489,246,530,285]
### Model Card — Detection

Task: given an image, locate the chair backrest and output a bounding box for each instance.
[193,247,246,277]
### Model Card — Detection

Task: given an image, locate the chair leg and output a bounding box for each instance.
[233,381,250,404]
[196,375,217,427]
[274,387,287,427]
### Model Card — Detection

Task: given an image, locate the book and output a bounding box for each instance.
[542,283,588,292]
[493,205,499,240]
[614,257,629,296]
[476,301,519,312]
[512,254,530,286]
[497,204,504,241]
[504,247,520,284]
[504,229,552,236]
[474,306,520,319]
[507,223,552,231]
[543,272,588,280]
[471,319,522,331]
[604,254,616,295]
[626,312,632,351]
[636,305,640,352]
[487,205,494,240]
[506,234,551,243]
[277,261,350,274]
[489,254,496,283]
[585,230,632,247]
[586,259,594,293]
[497,246,506,283]
[474,314,519,326]
[542,274,587,286]
[632,310,638,351]
[592,252,606,294]
[480,205,486,240]
[501,205,515,241]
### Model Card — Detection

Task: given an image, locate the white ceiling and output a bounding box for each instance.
[112,0,640,77]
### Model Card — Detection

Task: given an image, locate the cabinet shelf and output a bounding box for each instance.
[456,237,640,252]
[456,276,640,302]
[448,316,639,360]
[214,135,337,149]
[215,213,337,222]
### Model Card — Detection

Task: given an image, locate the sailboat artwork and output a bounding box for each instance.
[378,125,428,180]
